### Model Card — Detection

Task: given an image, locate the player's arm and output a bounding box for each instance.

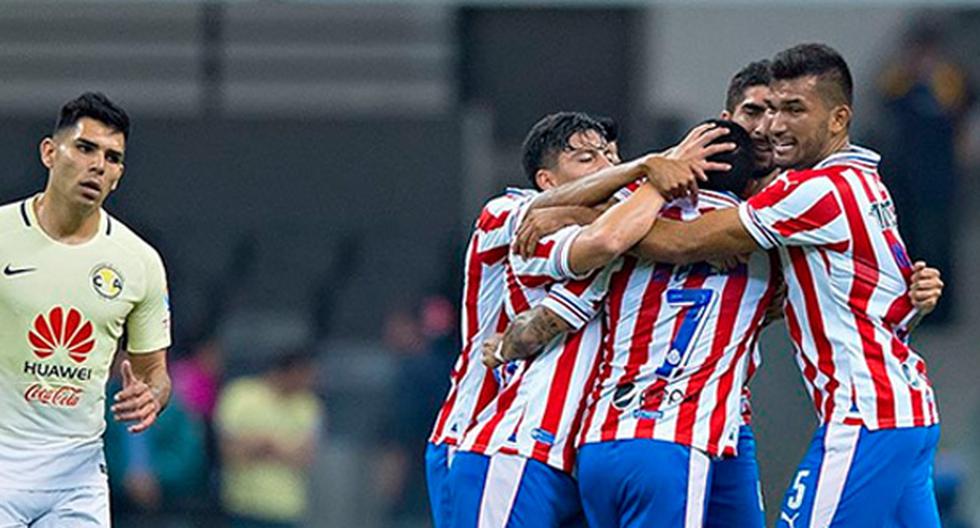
[565,181,666,274]
[907,261,944,332]
[526,123,733,211]
[632,208,761,264]
[483,305,573,367]
[111,351,170,434]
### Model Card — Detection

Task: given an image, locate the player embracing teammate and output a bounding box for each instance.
[428,43,945,528]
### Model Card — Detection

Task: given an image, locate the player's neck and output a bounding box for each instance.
[34,192,102,245]
[814,133,851,167]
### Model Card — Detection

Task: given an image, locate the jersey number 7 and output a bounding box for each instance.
[656,288,714,378]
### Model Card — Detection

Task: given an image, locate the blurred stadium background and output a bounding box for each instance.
[2,1,979,526]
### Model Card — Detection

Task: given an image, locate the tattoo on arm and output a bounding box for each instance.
[500,305,573,361]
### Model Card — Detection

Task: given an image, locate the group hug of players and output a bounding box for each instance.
[425,43,947,528]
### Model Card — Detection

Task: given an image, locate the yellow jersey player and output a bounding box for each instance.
[0,92,172,527]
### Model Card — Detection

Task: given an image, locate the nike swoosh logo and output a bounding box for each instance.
[4,264,37,276]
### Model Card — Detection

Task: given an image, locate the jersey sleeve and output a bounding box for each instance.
[738,172,849,249]
[509,224,588,285]
[539,260,617,330]
[126,250,172,353]
[613,178,645,203]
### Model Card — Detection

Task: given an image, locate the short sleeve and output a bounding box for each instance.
[509,224,587,285]
[126,250,172,353]
[540,260,618,330]
[738,172,849,249]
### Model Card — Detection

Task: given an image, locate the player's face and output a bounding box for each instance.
[538,129,612,189]
[723,85,773,171]
[767,75,837,170]
[41,117,125,210]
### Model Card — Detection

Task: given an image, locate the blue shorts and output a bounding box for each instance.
[448,451,583,528]
[577,438,712,528]
[777,423,940,528]
[707,425,765,528]
[425,442,454,528]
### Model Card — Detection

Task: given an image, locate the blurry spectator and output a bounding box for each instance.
[377,298,458,523]
[172,337,224,421]
[215,348,324,528]
[104,355,208,525]
[877,17,975,323]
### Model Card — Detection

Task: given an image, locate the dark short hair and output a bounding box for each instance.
[596,115,619,143]
[54,92,130,139]
[697,119,756,196]
[520,112,606,189]
[725,60,771,113]
[771,43,853,107]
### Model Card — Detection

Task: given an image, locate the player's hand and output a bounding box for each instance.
[666,122,735,184]
[112,360,161,434]
[639,156,701,202]
[482,333,505,369]
[909,261,943,316]
[514,206,595,258]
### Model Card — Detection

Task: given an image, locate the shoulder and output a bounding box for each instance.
[102,213,166,270]
[476,188,536,230]
[0,196,36,237]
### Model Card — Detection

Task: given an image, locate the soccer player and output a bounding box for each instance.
[0,92,172,526]
[426,111,727,528]
[447,120,729,527]
[626,43,944,527]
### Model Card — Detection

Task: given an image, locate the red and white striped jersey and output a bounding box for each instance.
[738,144,939,429]
[429,188,537,446]
[579,190,780,457]
[459,223,613,473]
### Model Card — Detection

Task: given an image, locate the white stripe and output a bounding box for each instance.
[809,423,860,528]
[684,448,710,527]
[477,454,526,528]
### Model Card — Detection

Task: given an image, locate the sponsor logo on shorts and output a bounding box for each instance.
[24,383,83,408]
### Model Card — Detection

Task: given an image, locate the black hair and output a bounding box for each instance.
[54,92,130,139]
[725,60,771,113]
[771,43,853,107]
[596,116,619,143]
[697,119,757,196]
[521,112,606,189]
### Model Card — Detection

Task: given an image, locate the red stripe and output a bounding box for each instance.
[676,268,749,449]
[531,331,584,462]
[784,302,822,412]
[470,368,524,451]
[531,239,557,258]
[708,267,775,452]
[645,269,708,440]
[594,258,640,442]
[787,246,839,422]
[829,169,895,426]
[771,192,842,238]
[564,337,605,467]
[506,262,532,314]
[603,263,671,440]
[477,207,512,231]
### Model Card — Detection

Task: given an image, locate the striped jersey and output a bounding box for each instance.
[579,190,780,457]
[460,222,613,473]
[738,145,938,429]
[428,188,537,446]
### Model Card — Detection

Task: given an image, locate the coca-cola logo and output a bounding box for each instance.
[23,383,83,408]
[27,307,95,363]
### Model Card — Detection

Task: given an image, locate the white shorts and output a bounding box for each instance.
[0,484,110,527]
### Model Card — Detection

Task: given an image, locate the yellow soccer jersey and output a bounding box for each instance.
[0,195,171,489]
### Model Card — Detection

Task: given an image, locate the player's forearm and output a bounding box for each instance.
[528,158,647,211]
[129,351,172,413]
[632,209,759,264]
[569,182,665,274]
[500,305,573,362]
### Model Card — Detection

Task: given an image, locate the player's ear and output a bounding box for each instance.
[111,168,124,191]
[535,169,556,191]
[39,136,56,169]
[829,104,851,135]
[719,110,732,120]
